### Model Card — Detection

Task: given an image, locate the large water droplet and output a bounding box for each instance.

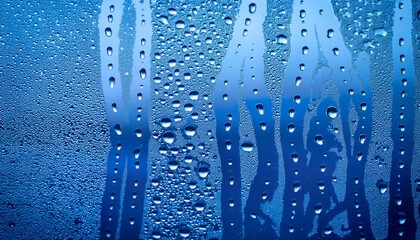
[315,135,324,145]
[326,106,338,119]
[179,226,190,238]
[184,125,196,137]
[105,27,112,37]
[197,162,210,178]
[249,3,257,13]
[175,20,185,29]
[241,141,254,152]
[376,179,388,194]
[163,131,175,144]
[276,34,288,44]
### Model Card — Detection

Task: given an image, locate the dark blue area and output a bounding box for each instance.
[244,99,279,239]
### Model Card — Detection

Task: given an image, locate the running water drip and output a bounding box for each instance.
[387,1,417,238]
[213,1,279,238]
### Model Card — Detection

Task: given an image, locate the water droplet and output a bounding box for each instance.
[163,131,175,144]
[179,225,190,238]
[109,77,115,88]
[241,141,254,152]
[195,200,206,211]
[107,47,113,56]
[225,17,233,25]
[168,8,177,16]
[168,159,179,170]
[326,106,338,119]
[396,194,403,205]
[245,18,251,26]
[249,3,257,14]
[302,46,309,55]
[376,179,388,194]
[160,118,171,128]
[105,27,112,37]
[359,134,366,144]
[189,91,199,100]
[197,162,210,178]
[175,20,185,29]
[314,204,323,214]
[114,124,122,135]
[291,153,299,162]
[315,135,324,145]
[184,125,196,137]
[168,59,177,67]
[293,182,301,192]
[398,212,406,224]
[139,68,146,79]
[289,109,295,118]
[327,29,334,38]
[276,34,288,44]
[288,124,295,133]
[160,16,169,25]
[256,104,264,115]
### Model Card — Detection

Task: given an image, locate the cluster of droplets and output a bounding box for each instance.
[142,1,245,238]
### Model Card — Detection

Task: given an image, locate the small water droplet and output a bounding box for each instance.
[327,29,334,38]
[293,182,301,192]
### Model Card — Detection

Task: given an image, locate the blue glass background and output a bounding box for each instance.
[0,0,419,239]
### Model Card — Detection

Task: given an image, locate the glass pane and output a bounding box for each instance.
[1,0,419,239]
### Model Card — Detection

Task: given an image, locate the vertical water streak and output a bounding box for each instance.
[279,0,318,238]
[214,0,279,238]
[119,0,152,239]
[99,1,128,239]
[315,1,374,238]
[280,0,374,238]
[387,0,417,238]
[241,1,279,239]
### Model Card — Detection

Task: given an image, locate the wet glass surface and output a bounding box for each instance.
[0,0,419,239]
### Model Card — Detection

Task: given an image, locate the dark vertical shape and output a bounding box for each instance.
[334,53,374,240]
[244,99,279,239]
[304,99,342,237]
[215,105,243,239]
[280,1,374,238]
[100,141,127,239]
[213,14,243,237]
[120,1,152,239]
[279,0,318,238]
[387,0,417,238]
[241,1,279,239]
[315,1,374,237]
[214,1,279,238]
[99,1,127,239]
